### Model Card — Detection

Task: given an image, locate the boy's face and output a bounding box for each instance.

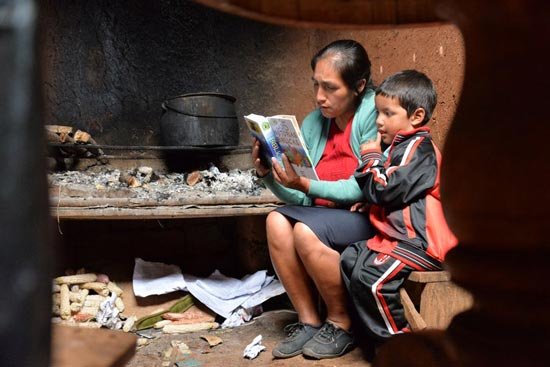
[375,94,420,145]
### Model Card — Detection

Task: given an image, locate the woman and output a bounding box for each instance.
[252,40,377,359]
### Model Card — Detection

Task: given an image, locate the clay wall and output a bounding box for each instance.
[40,0,464,275]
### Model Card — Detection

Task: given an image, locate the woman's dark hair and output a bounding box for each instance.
[311,39,373,98]
[376,69,437,125]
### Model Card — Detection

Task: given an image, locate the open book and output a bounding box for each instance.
[244,114,318,180]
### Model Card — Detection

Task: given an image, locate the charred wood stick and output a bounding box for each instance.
[45,125,74,135]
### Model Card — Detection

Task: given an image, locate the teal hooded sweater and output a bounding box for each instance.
[262,89,378,206]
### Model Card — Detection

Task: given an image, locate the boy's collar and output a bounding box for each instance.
[393,126,430,145]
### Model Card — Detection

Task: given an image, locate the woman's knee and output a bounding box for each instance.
[294,223,330,256]
[266,211,293,250]
[265,211,292,236]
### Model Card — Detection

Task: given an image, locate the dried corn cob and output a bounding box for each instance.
[122,316,137,332]
[55,273,97,285]
[81,282,109,296]
[162,322,219,334]
[73,312,95,322]
[52,293,60,305]
[135,294,194,330]
[154,320,172,329]
[115,297,125,312]
[70,302,83,313]
[107,281,123,296]
[96,273,110,284]
[80,305,99,316]
[83,295,105,309]
[60,284,71,320]
[69,289,89,303]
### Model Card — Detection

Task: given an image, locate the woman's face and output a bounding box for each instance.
[312,57,357,120]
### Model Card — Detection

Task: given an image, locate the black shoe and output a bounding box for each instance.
[272,322,320,358]
[302,322,355,359]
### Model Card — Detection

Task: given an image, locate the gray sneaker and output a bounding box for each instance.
[272,322,320,358]
[302,322,355,359]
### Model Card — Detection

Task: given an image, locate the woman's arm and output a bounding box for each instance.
[261,172,313,206]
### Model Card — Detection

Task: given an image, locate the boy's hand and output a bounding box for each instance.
[360,132,382,152]
[272,154,310,193]
[350,202,369,212]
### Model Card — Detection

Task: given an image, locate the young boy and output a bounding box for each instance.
[340,69,457,341]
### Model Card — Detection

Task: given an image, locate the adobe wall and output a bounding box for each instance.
[41,0,464,275]
[40,0,463,160]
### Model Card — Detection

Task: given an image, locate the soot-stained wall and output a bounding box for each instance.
[39,0,318,150]
[40,0,464,159]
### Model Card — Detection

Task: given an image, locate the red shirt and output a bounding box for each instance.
[313,116,357,207]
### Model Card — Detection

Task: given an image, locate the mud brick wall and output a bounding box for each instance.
[42,0,464,274]
[40,0,463,158]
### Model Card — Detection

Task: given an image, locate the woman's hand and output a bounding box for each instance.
[272,154,310,193]
[251,138,270,177]
[360,132,382,152]
[350,202,369,212]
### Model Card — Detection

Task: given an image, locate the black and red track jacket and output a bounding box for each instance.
[354,127,457,271]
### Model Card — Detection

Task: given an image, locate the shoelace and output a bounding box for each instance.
[283,322,306,338]
[317,322,338,342]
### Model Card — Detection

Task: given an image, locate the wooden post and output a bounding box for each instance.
[0,1,52,366]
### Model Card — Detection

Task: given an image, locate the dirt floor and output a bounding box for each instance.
[125,309,374,367]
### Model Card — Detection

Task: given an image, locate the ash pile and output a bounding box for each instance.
[48,164,264,199]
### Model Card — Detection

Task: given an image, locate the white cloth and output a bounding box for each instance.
[132,257,186,297]
[132,258,285,319]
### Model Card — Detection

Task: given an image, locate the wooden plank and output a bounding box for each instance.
[408,270,451,283]
[52,196,281,207]
[50,186,281,207]
[51,205,279,220]
[399,288,427,331]
[404,271,473,329]
[51,324,136,367]
[419,282,473,329]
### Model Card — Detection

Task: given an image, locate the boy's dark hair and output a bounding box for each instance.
[376,70,437,125]
[311,39,373,98]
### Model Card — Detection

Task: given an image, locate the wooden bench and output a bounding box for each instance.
[51,324,137,367]
[400,270,473,331]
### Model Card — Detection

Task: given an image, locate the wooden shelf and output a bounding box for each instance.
[51,204,279,220]
[49,185,282,220]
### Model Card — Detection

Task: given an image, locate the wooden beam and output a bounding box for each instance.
[51,205,279,220]
[192,0,447,29]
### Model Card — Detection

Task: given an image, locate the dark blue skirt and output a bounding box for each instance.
[275,205,374,253]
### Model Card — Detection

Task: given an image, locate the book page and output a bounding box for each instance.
[267,116,318,180]
[243,114,283,168]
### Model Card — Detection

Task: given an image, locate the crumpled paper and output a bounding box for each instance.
[243,334,266,359]
[221,305,262,328]
[96,293,123,329]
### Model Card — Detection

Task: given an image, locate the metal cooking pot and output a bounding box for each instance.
[160,92,239,147]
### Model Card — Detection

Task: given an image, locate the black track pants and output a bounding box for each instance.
[341,241,414,341]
